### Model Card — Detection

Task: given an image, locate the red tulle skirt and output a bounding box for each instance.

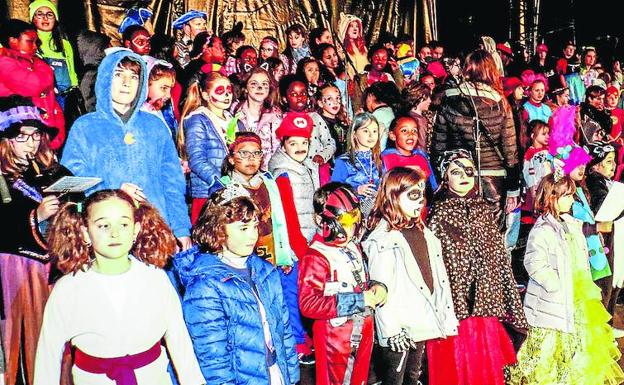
[427,316,516,385]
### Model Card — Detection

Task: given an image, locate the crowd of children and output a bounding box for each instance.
[2,2,624,385]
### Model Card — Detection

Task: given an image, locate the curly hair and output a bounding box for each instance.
[48,189,176,274]
[368,167,426,231]
[193,191,260,254]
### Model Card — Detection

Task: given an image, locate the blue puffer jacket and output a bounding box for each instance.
[184,109,245,198]
[331,150,382,198]
[61,49,190,237]
[173,246,300,385]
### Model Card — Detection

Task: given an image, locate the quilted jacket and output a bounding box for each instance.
[173,246,299,385]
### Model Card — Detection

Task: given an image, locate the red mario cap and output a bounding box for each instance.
[275,112,313,140]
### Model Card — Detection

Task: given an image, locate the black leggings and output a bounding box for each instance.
[379,342,426,385]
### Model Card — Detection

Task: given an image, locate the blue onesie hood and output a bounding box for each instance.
[95,49,147,124]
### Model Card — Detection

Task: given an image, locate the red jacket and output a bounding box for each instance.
[298,238,374,385]
[0,49,65,149]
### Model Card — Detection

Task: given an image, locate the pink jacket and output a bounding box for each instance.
[0,49,65,149]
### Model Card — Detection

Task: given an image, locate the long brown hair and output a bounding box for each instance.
[534,174,576,219]
[178,71,229,158]
[463,49,509,111]
[0,132,54,180]
[233,67,277,114]
[48,189,177,274]
[368,167,426,230]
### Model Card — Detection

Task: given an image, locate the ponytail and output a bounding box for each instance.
[48,202,91,274]
[132,203,177,268]
[48,190,177,274]
[178,81,204,160]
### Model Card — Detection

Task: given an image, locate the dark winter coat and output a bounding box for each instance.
[432,82,520,192]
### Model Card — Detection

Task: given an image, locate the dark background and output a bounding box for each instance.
[437,0,623,63]
[2,0,622,63]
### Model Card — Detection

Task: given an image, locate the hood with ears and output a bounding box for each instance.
[95,48,147,124]
[337,13,363,44]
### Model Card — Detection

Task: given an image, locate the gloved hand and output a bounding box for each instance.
[387,329,411,352]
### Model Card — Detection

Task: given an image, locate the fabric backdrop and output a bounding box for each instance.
[8,0,435,49]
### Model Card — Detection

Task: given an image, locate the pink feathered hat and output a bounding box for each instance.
[548,105,591,174]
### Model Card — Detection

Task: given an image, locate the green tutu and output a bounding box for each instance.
[509,233,624,385]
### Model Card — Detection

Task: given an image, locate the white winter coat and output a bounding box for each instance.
[523,213,589,333]
[363,220,459,346]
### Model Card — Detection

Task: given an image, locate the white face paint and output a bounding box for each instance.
[446,158,476,196]
[398,182,426,219]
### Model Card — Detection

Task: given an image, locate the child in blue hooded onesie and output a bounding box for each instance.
[61,48,192,248]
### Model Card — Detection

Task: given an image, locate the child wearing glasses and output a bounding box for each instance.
[218,131,315,362]
[0,97,73,383]
[29,0,79,111]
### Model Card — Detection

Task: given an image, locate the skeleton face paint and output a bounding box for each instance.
[207,79,233,111]
[398,182,426,220]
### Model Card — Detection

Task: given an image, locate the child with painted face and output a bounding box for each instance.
[299,182,387,385]
[62,49,192,250]
[509,174,624,385]
[427,150,528,385]
[220,131,315,362]
[173,186,300,385]
[268,112,320,241]
[584,141,623,322]
[317,83,349,157]
[364,167,458,385]
[280,75,336,180]
[34,190,205,385]
[179,71,244,224]
[331,112,383,216]
[232,67,283,170]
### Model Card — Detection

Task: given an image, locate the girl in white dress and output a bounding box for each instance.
[33,189,205,385]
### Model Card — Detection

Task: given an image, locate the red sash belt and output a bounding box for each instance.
[74,342,161,385]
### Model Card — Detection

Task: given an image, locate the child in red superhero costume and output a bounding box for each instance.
[298,182,387,385]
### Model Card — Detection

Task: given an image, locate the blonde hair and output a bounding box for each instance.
[346,112,382,177]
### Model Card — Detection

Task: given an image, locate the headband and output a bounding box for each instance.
[228,133,262,153]
[261,38,279,51]
[438,149,474,177]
